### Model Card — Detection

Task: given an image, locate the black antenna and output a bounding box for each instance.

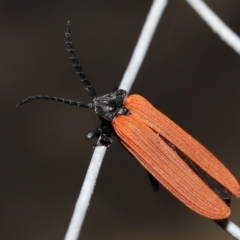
[65,21,96,98]
[16,95,94,108]
[16,21,97,108]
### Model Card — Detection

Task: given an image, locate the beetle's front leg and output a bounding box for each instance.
[86,119,114,147]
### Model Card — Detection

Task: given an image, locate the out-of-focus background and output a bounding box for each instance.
[2,0,240,239]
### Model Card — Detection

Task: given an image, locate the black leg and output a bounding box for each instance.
[163,138,231,206]
[214,218,229,230]
[86,119,114,147]
[147,171,159,192]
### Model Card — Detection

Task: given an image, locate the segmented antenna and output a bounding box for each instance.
[16,95,93,108]
[65,21,96,98]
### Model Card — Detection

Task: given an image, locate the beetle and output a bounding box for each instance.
[17,21,240,219]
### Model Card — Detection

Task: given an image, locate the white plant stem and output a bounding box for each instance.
[185,0,240,238]
[64,146,107,240]
[215,219,240,240]
[64,1,240,239]
[119,0,168,93]
[185,0,240,55]
[64,1,168,239]
[225,221,240,240]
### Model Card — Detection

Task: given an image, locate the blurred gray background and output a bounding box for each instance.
[1,0,240,239]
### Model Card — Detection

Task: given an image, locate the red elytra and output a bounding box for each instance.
[112,94,240,219]
[17,22,240,220]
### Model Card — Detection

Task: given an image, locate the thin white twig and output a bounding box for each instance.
[215,219,240,240]
[224,220,240,240]
[184,1,240,236]
[225,221,240,240]
[64,1,168,240]
[119,0,168,93]
[64,146,107,240]
[185,0,240,55]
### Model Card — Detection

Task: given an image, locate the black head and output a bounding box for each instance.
[93,89,129,121]
[16,21,130,147]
